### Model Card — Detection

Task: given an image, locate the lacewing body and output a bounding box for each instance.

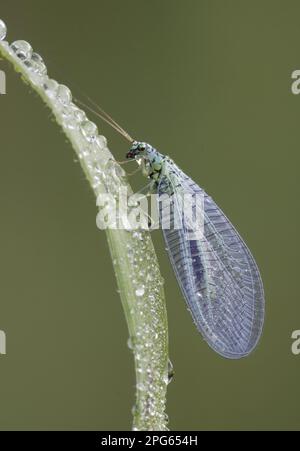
[77,99,265,359]
[126,142,264,359]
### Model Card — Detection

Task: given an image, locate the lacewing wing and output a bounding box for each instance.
[158,159,264,359]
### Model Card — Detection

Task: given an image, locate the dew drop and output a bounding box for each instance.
[78,147,90,160]
[163,373,169,385]
[72,106,86,123]
[25,52,47,76]
[127,337,135,350]
[80,120,98,142]
[11,40,32,60]
[43,78,59,98]
[113,164,126,178]
[61,104,82,130]
[167,359,174,383]
[233,266,241,273]
[32,52,43,63]
[56,84,72,105]
[127,248,134,259]
[136,382,145,392]
[133,231,143,240]
[96,135,107,148]
[135,286,145,297]
[61,106,73,119]
[0,19,7,41]
[24,58,47,76]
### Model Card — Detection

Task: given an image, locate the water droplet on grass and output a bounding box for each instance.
[80,120,98,142]
[43,78,59,98]
[56,84,72,105]
[127,337,136,350]
[24,59,47,76]
[167,359,174,383]
[135,286,145,297]
[72,105,86,123]
[136,382,145,391]
[0,19,7,41]
[24,52,47,76]
[31,52,43,63]
[11,40,32,60]
[96,135,107,148]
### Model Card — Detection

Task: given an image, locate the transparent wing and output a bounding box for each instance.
[158,160,264,359]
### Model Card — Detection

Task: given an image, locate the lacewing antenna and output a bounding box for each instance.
[74,97,134,143]
[79,93,131,138]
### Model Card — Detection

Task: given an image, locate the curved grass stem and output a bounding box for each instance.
[0,28,169,431]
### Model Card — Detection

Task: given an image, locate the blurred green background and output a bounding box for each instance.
[0,0,299,431]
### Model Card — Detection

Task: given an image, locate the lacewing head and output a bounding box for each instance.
[126,141,147,159]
